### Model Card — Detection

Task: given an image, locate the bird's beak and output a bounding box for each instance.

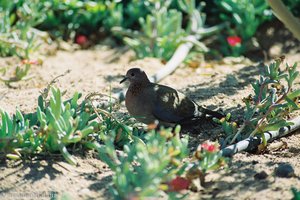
[120,76,128,84]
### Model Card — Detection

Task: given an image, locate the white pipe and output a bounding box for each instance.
[221,116,300,157]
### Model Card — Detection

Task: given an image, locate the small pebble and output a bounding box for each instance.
[274,163,295,178]
[252,160,259,165]
[79,188,91,197]
[254,171,268,180]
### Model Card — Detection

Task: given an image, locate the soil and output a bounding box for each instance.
[0,20,300,200]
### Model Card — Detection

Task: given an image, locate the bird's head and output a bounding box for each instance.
[120,68,150,84]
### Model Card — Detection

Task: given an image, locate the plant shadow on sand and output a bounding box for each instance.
[0,153,113,199]
[0,157,63,194]
[200,160,274,200]
[88,174,112,198]
[197,143,300,200]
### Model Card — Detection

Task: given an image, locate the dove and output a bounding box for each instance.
[120,68,224,127]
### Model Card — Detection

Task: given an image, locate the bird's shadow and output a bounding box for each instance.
[184,63,263,119]
[185,63,262,101]
[175,62,265,144]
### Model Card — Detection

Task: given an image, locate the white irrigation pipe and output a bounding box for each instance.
[266,0,300,41]
[220,0,300,156]
[221,116,300,157]
[149,35,199,83]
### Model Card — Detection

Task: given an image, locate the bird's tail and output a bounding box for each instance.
[198,106,224,119]
[177,105,225,127]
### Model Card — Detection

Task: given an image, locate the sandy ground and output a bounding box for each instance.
[0,21,300,199]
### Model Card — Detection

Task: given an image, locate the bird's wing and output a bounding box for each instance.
[151,84,197,123]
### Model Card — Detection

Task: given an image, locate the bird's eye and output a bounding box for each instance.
[131,73,135,76]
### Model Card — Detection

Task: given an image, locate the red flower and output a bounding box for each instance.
[75,35,88,45]
[201,143,217,153]
[227,36,242,47]
[168,176,190,192]
[21,59,39,65]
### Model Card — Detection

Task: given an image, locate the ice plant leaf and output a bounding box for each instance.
[38,95,45,111]
[287,89,300,99]
[6,153,21,160]
[285,96,299,109]
[261,120,294,132]
[59,142,77,166]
